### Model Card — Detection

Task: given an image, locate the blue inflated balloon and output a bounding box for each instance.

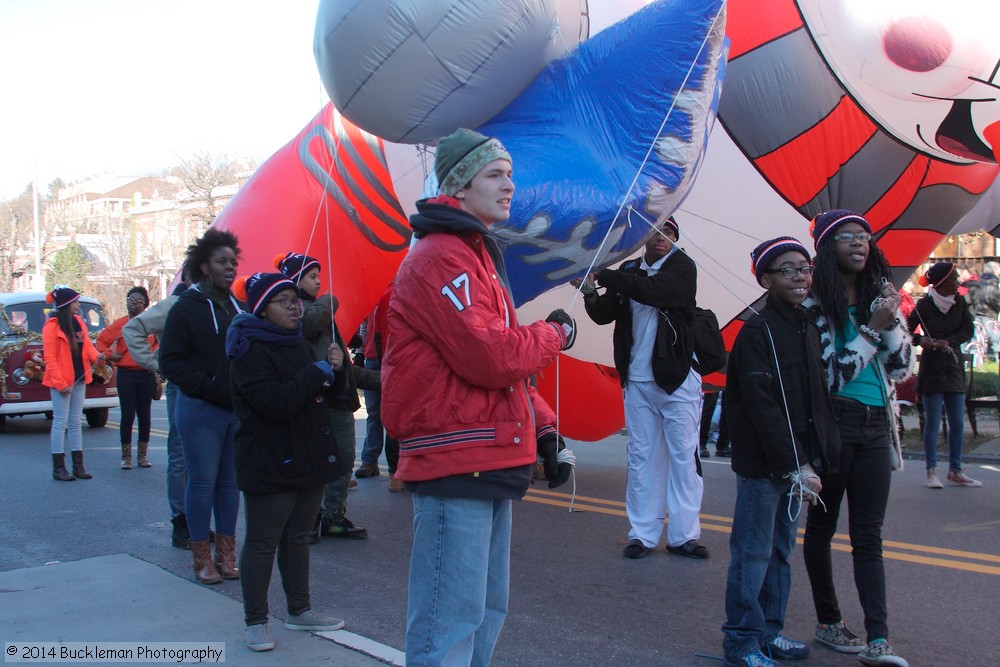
[477,0,728,305]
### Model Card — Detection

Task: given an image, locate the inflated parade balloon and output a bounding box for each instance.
[211,105,409,339]
[313,0,589,144]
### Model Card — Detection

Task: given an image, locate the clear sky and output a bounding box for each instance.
[0,0,328,199]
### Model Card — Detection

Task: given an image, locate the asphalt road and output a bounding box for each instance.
[1,400,998,666]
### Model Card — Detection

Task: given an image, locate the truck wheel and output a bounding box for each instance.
[85,408,109,428]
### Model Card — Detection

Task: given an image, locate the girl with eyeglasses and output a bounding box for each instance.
[800,210,912,666]
[97,286,156,470]
[227,273,349,651]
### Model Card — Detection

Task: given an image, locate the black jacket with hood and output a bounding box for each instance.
[159,284,243,410]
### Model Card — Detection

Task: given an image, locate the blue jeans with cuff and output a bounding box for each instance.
[722,475,796,661]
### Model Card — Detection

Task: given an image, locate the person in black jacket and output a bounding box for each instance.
[907,262,980,488]
[721,237,839,667]
[576,216,707,560]
[275,251,379,540]
[227,272,350,652]
[159,230,244,585]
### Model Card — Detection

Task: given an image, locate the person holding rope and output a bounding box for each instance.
[42,285,105,481]
[801,210,911,667]
[906,262,979,488]
[227,272,350,651]
[382,128,575,666]
[575,215,708,560]
[275,251,377,540]
[721,237,839,667]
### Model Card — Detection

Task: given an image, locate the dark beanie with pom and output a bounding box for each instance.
[918,261,955,288]
[233,273,297,317]
[274,252,320,282]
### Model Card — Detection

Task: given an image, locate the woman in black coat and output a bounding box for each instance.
[227,273,350,652]
[906,262,979,488]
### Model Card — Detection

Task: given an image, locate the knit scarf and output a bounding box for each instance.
[928,286,955,314]
[225,312,303,361]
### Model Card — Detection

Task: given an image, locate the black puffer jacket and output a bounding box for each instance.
[230,332,348,494]
[725,294,840,479]
[906,294,974,394]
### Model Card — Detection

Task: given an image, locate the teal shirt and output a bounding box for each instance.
[833,306,885,407]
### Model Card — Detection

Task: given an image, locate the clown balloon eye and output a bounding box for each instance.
[883,17,952,73]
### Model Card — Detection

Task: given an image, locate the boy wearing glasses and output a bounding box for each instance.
[721,237,840,667]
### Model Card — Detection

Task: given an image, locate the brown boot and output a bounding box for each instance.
[52,454,75,482]
[137,441,152,468]
[213,534,240,580]
[70,450,93,479]
[190,540,222,585]
[120,443,132,470]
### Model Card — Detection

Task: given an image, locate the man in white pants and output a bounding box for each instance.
[577,216,707,559]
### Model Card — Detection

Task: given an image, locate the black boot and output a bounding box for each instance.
[71,451,93,479]
[52,454,75,481]
[171,514,191,549]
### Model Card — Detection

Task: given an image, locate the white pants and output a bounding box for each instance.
[623,370,704,548]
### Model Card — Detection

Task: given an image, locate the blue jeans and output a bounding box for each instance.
[722,475,796,660]
[175,393,239,541]
[165,382,187,518]
[360,358,384,466]
[49,384,86,454]
[321,408,357,521]
[804,399,891,642]
[922,392,966,471]
[406,494,511,667]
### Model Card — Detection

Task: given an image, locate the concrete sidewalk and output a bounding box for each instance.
[0,554,401,665]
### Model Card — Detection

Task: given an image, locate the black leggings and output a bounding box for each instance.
[240,486,325,626]
[116,368,155,444]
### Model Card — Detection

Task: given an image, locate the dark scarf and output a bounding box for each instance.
[225,312,303,361]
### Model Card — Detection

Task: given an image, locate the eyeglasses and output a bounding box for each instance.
[832,231,872,244]
[764,265,815,279]
[271,297,301,310]
[126,296,146,303]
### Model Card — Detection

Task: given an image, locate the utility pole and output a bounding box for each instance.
[32,165,42,290]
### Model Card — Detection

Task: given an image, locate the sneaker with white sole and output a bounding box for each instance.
[285,609,345,631]
[762,634,810,660]
[925,469,943,489]
[814,621,865,653]
[947,469,982,487]
[245,623,274,652]
[857,638,908,666]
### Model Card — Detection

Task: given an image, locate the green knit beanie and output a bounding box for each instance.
[434,128,511,196]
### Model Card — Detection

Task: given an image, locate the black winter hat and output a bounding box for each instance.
[809,209,872,249]
[233,273,297,317]
[274,252,321,282]
[919,261,955,288]
[750,237,811,285]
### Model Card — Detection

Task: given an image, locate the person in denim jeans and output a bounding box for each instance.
[160,230,244,585]
[721,238,839,667]
[906,262,980,488]
[802,210,912,667]
[382,129,575,667]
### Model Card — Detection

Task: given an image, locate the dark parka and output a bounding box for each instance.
[906,294,974,395]
[583,251,697,393]
[230,334,349,494]
[724,294,840,479]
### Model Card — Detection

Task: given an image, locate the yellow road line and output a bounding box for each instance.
[526,489,1000,575]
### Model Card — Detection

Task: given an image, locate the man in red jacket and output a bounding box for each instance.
[382,128,575,667]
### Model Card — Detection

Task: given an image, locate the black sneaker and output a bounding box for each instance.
[321,516,368,539]
[715,445,731,458]
[171,514,190,550]
[622,539,650,559]
[699,447,711,459]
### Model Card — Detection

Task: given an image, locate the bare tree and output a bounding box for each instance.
[171,152,247,225]
[0,180,62,293]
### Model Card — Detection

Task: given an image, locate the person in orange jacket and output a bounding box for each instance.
[42,285,104,481]
[98,286,158,470]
